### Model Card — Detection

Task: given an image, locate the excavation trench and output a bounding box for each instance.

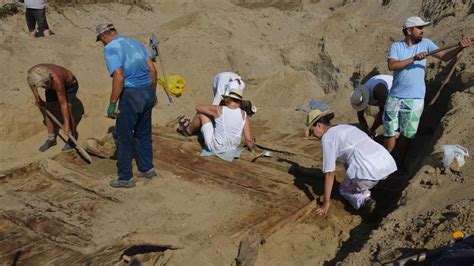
[0,101,453,265]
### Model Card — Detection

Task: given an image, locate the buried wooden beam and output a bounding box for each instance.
[151,135,299,198]
[41,159,121,203]
[261,200,318,237]
[234,200,317,265]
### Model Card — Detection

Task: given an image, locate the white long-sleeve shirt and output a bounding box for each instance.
[321,124,396,181]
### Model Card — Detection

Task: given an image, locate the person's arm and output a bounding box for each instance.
[433,38,472,61]
[195,104,220,118]
[387,57,419,71]
[316,171,335,215]
[30,85,44,107]
[357,110,369,134]
[387,42,429,71]
[146,57,157,90]
[370,107,383,135]
[242,116,255,152]
[110,67,124,102]
[370,84,387,135]
[103,46,123,117]
[106,67,124,117]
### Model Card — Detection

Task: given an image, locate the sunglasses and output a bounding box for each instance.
[414,26,424,30]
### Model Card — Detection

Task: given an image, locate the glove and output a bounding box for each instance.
[107,102,117,119]
[241,100,257,117]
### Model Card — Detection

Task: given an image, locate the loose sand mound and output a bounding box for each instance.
[0,0,473,264]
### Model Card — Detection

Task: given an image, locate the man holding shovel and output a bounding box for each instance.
[384,16,471,171]
[96,22,158,188]
[27,64,78,152]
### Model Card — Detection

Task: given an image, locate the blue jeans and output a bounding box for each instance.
[116,86,156,180]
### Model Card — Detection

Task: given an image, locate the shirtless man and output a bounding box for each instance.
[27,64,79,151]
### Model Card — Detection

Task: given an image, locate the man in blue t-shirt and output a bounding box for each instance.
[384,16,471,170]
[96,23,158,188]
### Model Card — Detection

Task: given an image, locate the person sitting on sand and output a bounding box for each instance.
[178,88,255,158]
[27,64,79,152]
[305,108,397,215]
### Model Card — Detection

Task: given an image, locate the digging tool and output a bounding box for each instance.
[428,52,463,106]
[149,33,173,104]
[424,38,473,57]
[422,38,472,106]
[40,106,93,164]
[250,149,273,163]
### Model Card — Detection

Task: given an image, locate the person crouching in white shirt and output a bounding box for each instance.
[305,108,397,215]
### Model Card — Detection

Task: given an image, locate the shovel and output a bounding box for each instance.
[40,106,93,164]
[251,149,273,163]
[150,33,173,104]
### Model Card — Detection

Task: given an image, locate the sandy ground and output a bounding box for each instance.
[0,0,473,264]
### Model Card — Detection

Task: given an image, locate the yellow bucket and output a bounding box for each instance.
[158,75,186,97]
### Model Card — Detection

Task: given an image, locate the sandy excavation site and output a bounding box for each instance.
[0,0,473,265]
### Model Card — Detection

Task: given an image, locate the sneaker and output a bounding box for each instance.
[136,168,157,179]
[39,139,57,152]
[61,141,75,151]
[109,178,135,188]
[360,198,376,216]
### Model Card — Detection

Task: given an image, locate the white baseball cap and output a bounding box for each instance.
[402,16,431,29]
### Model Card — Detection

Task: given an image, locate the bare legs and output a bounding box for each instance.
[68,103,77,137]
[385,135,410,167]
[29,29,51,38]
[41,102,76,137]
[42,102,56,136]
[187,113,212,135]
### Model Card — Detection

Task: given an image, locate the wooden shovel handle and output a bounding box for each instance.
[427,38,473,56]
[39,106,92,164]
[157,50,173,104]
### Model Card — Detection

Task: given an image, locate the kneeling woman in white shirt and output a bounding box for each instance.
[305,108,397,215]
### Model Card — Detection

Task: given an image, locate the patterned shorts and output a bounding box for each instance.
[383,96,424,139]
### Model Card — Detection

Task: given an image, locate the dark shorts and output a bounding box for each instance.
[25,8,49,33]
[45,77,78,103]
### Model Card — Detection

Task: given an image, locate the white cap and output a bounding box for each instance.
[402,16,431,29]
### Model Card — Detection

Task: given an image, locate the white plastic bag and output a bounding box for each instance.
[440,144,469,169]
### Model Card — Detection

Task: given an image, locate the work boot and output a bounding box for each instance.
[136,168,157,179]
[109,178,135,188]
[360,198,376,216]
[39,138,57,152]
